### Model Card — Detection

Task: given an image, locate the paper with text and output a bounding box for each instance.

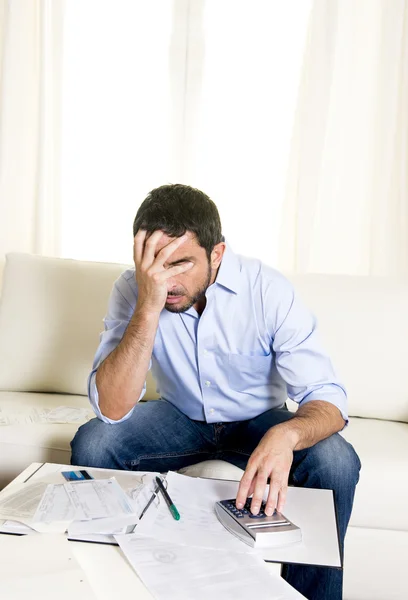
[0,405,93,425]
[135,471,251,552]
[116,533,306,600]
[0,481,53,528]
[0,477,140,533]
[32,483,75,530]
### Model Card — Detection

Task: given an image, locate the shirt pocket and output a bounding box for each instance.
[226,353,272,393]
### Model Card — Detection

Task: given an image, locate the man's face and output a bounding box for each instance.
[152,232,223,313]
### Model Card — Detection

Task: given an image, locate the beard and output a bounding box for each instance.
[165,262,212,314]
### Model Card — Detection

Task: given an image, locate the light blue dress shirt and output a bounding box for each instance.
[88,245,348,425]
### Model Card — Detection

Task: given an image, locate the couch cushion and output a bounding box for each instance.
[0,391,90,445]
[342,417,408,530]
[0,391,90,489]
[179,460,244,481]
[288,273,408,422]
[0,253,129,395]
[0,253,160,400]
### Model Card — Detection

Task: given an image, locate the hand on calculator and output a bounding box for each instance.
[222,498,289,522]
[215,497,301,548]
[235,427,295,516]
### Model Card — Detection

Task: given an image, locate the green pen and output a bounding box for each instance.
[155,476,180,521]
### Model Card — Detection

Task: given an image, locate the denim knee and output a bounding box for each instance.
[70,417,120,468]
[292,433,361,491]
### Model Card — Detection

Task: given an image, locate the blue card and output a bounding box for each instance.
[61,470,94,481]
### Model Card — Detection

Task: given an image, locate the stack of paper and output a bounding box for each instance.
[114,472,307,599]
[0,477,142,534]
[0,466,338,599]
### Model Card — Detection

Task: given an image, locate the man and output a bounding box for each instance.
[71,183,361,600]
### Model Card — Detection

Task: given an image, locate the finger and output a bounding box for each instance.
[153,261,194,282]
[154,233,189,268]
[247,480,256,498]
[264,475,285,516]
[236,465,258,509]
[265,482,280,516]
[276,484,288,514]
[141,230,164,269]
[265,470,289,515]
[134,230,147,265]
[250,472,268,515]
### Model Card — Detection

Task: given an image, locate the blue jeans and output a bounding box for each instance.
[71,400,361,600]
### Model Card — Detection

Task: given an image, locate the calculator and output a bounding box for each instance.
[215,498,302,548]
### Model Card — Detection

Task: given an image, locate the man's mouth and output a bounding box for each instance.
[166,295,183,304]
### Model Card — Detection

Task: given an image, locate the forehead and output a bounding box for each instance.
[153,232,205,259]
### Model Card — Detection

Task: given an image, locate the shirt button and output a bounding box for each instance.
[203,350,209,356]
[205,380,211,387]
[209,408,215,414]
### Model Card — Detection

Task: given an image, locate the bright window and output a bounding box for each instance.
[61,0,311,265]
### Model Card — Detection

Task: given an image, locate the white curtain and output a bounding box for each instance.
[0,0,64,264]
[60,0,311,265]
[6,0,405,277]
[280,0,408,276]
[0,0,311,268]
[180,0,312,265]
[60,0,175,264]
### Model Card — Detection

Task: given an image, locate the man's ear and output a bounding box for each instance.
[210,242,226,270]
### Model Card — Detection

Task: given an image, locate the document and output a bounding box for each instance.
[40,406,94,423]
[0,481,50,523]
[67,473,159,536]
[0,519,37,534]
[0,467,160,540]
[135,471,252,553]
[0,533,97,599]
[135,472,341,568]
[115,533,306,600]
[0,405,93,425]
[0,480,75,532]
[0,477,139,533]
[63,478,135,520]
[32,483,75,529]
[37,478,139,533]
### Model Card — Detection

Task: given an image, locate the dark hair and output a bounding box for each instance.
[133,184,223,259]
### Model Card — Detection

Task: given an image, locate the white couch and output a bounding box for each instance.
[0,252,407,600]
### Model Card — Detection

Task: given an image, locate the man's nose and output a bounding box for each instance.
[167,278,178,291]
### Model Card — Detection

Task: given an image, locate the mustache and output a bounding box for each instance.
[167,291,184,297]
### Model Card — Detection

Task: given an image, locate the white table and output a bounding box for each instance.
[0,462,284,599]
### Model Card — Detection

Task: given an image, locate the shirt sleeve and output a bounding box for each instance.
[88,272,150,424]
[266,274,348,426]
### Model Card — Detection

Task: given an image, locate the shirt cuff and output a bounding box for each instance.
[299,385,349,429]
[88,370,144,424]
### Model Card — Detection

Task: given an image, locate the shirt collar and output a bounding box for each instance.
[214,243,241,294]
